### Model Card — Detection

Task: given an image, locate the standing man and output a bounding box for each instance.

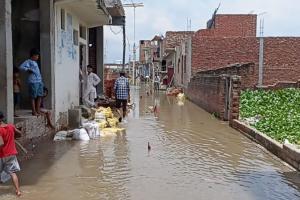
[19,48,44,116]
[154,75,160,91]
[0,111,22,196]
[82,65,101,107]
[114,71,130,121]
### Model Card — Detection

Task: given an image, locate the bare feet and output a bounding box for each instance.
[16,190,21,197]
[32,112,38,116]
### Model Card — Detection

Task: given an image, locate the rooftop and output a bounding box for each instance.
[165,31,194,49]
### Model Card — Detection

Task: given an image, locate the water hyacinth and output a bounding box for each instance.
[240,88,300,144]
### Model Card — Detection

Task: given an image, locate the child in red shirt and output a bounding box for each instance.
[0,111,22,196]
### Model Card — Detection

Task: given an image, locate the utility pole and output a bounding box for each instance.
[123,2,144,85]
[258,12,267,87]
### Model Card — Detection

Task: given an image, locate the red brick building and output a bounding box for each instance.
[183,14,300,120]
[189,14,300,86]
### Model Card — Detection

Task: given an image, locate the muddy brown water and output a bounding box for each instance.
[1,86,300,200]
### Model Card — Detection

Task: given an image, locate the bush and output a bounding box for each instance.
[240,88,300,144]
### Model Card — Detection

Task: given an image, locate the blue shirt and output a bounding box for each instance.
[19,59,42,83]
[114,76,130,100]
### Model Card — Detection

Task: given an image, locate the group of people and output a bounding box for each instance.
[0,47,132,196]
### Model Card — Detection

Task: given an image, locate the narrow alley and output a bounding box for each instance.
[1,86,299,200]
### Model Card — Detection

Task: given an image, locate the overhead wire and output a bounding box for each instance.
[109,26,123,35]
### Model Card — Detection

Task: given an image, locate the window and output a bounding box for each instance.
[73,30,79,46]
[61,9,65,30]
[79,25,87,40]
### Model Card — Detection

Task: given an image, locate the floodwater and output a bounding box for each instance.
[1,86,300,200]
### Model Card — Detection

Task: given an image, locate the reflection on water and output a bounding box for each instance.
[1,86,300,200]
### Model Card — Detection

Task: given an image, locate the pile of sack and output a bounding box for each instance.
[54,106,125,141]
[94,107,125,136]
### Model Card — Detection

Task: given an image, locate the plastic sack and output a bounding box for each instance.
[72,128,90,141]
[102,128,125,136]
[53,131,68,141]
[95,112,105,120]
[82,122,100,139]
[107,117,119,128]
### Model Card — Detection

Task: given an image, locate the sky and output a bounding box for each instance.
[104,0,300,63]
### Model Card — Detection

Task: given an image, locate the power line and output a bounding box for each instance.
[109,26,122,35]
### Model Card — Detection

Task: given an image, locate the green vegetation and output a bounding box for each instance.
[240,88,300,144]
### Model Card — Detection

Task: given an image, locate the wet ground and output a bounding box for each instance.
[1,86,300,200]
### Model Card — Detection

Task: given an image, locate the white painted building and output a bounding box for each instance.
[0,0,125,126]
[54,1,111,123]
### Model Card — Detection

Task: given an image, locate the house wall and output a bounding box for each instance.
[54,5,88,124]
[191,36,300,86]
[174,38,192,88]
[263,37,300,85]
[197,15,257,38]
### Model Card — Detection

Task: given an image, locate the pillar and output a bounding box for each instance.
[229,75,242,126]
[39,0,55,110]
[96,26,104,94]
[0,0,14,123]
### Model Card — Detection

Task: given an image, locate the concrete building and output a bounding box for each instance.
[0,0,124,152]
[174,37,192,88]
[161,31,194,86]
[139,40,152,78]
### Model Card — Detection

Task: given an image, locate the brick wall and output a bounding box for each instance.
[191,36,300,86]
[214,15,257,37]
[195,15,257,38]
[187,74,226,119]
[187,64,255,120]
[200,63,258,89]
[263,37,300,85]
[191,37,259,73]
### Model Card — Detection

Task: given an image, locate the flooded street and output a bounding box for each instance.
[1,86,300,200]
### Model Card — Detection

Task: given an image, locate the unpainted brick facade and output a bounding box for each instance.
[196,15,257,38]
[185,14,300,120]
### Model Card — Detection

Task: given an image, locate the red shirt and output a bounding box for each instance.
[0,124,18,158]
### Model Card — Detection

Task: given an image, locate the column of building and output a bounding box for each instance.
[0,0,14,123]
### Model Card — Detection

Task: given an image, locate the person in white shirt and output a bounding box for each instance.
[82,65,101,107]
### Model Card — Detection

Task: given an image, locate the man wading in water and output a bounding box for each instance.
[114,72,130,122]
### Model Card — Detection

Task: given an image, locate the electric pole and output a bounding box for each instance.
[123,2,144,85]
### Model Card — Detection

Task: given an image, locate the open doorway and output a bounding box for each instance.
[11,0,40,120]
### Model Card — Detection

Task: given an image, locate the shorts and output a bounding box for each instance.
[29,82,44,99]
[0,156,20,175]
[116,99,127,111]
[14,93,21,107]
